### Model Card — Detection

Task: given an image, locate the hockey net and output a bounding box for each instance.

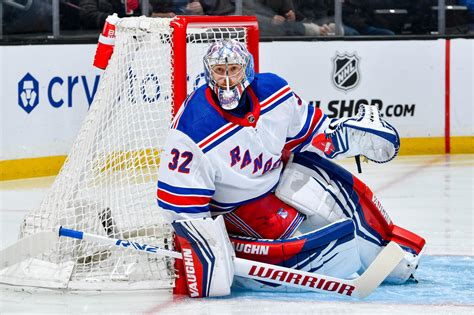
[0,16,258,290]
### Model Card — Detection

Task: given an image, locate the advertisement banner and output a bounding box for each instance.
[1,45,102,159]
[0,39,472,179]
[450,39,473,137]
[260,40,446,138]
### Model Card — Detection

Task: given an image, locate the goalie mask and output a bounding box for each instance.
[204,39,255,110]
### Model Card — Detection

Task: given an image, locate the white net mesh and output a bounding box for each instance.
[0,17,248,290]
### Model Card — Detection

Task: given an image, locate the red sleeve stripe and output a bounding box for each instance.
[284,107,323,151]
[260,86,292,109]
[157,188,211,207]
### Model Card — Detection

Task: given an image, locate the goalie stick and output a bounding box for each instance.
[0,227,404,298]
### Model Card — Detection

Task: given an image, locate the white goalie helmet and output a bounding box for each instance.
[204,39,255,110]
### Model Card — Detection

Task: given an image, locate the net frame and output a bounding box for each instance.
[0,16,259,291]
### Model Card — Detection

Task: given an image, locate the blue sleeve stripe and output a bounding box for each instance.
[157,181,214,196]
[286,105,315,142]
[158,200,210,214]
[292,115,328,153]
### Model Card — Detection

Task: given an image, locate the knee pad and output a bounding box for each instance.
[275,159,347,228]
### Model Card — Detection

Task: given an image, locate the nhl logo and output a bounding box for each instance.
[332,53,360,91]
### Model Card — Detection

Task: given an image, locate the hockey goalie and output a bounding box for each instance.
[157,39,426,297]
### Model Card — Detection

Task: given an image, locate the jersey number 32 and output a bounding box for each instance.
[168,148,193,173]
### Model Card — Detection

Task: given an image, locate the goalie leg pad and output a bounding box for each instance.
[229,219,362,292]
[290,151,426,284]
[172,216,235,297]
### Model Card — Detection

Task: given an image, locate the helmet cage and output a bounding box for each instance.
[203,40,255,110]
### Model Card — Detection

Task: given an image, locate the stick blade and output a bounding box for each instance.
[354,241,405,298]
[0,230,58,269]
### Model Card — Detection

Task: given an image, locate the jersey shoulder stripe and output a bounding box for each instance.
[250,73,293,115]
[284,106,326,152]
[198,123,243,153]
[173,73,291,152]
[260,85,293,115]
[173,86,230,145]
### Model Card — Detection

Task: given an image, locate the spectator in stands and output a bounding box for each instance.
[408,0,471,35]
[2,0,52,34]
[151,0,235,18]
[78,0,140,29]
[458,0,474,33]
[60,0,82,31]
[242,0,325,36]
[342,0,396,35]
[293,0,358,35]
[294,0,334,35]
[249,0,307,36]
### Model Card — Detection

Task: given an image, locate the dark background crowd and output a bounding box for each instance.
[2,0,474,38]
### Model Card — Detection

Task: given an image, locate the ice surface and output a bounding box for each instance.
[1,155,473,314]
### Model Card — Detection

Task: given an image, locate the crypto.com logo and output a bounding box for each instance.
[332,52,360,92]
[18,73,39,114]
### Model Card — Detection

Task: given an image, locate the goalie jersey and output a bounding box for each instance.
[157,73,328,221]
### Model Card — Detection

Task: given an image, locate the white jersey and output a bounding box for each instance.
[157,73,328,221]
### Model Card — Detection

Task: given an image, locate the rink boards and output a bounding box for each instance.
[0,39,473,180]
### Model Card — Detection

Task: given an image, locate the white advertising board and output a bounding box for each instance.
[260,40,446,138]
[0,45,102,159]
[0,39,472,163]
[450,39,474,137]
